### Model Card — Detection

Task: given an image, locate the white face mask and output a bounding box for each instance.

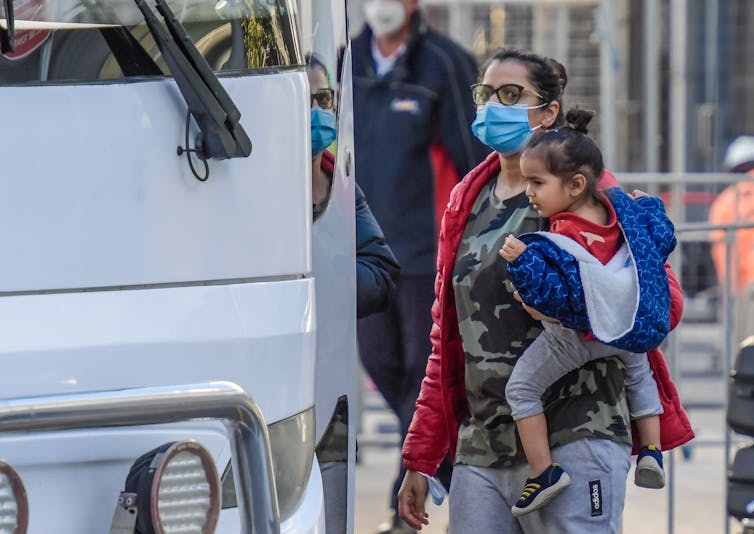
[364,0,406,38]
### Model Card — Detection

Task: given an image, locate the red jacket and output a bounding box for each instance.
[402,152,694,475]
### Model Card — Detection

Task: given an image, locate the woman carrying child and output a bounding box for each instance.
[397,48,694,533]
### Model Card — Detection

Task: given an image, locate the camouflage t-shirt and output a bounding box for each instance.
[452,178,632,468]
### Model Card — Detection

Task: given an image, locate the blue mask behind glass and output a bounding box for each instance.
[311,107,337,158]
[471,102,541,156]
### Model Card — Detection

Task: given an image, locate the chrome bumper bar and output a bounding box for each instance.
[0,381,280,534]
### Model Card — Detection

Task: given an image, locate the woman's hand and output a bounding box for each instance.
[500,234,527,262]
[631,189,648,200]
[397,470,430,530]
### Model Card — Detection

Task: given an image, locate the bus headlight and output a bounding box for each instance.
[0,461,28,534]
[219,408,315,520]
[267,407,315,520]
[150,441,220,534]
[124,440,220,534]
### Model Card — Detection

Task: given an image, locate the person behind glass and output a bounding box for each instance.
[499,108,680,517]
[308,56,401,534]
[397,49,693,534]
[308,56,337,219]
[352,3,488,531]
[308,56,399,313]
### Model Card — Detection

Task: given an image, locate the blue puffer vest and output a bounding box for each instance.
[507,187,677,353]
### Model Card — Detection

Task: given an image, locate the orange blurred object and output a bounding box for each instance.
[708,170,754,291]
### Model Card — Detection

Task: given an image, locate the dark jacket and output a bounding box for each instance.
[355,184,400,318]
[320,151,400,318]
[352,11,488,275]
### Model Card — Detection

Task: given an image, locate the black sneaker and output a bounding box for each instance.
[635,444,665,489]
[511,463,571,517]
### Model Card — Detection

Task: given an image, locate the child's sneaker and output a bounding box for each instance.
[511,463,571,517]
[635,444,665,488]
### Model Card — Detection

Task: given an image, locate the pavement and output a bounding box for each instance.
[354,319,752,534]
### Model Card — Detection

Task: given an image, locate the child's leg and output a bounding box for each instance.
[508,324,599,419]
[635,421,665,488]
[506,331,557,477]
[619,352,666,488]
[516,414,552,476]
[620,351,663,421]
[506,326,590,476]
[507,323,607,516]
[508,323,615,476]
[511,387,569,517]
[635,414,661,448]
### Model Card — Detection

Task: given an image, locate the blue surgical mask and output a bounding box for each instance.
[311,107,337,157]
[471,102,544,156]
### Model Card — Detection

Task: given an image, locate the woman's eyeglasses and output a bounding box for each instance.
[470,83,545,106]
[311,88,335,110]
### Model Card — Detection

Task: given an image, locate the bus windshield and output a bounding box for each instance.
[0,0,302,84]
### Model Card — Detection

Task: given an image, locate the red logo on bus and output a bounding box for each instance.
[4,0,51,60]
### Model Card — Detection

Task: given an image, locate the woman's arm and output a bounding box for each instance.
[402,271,451,474]
[399,272,448,529]
[355,185,401,318]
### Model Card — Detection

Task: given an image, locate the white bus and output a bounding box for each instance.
[0,1,357,532]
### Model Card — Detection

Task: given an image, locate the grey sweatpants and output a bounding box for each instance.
[506,321,663,421]
[448,439,631,534]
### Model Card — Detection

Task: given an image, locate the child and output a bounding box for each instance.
[499,108,677,517]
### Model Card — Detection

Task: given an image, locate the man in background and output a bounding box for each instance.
[709,135,754,343]
[352,1,488,531]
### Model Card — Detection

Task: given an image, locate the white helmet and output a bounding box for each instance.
[722,136,754,172]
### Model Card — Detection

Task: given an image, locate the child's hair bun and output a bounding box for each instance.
[565,107,594,134]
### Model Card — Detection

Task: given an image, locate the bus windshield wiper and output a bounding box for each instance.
[1,0,15,54]
[135,0,252,174]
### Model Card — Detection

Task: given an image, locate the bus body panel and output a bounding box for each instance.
[311,67,356,442]
[0,278,315,420]
[0,1,356,530]
[0,73,311,292]
[0,277,316,532]
[309,1,358,529]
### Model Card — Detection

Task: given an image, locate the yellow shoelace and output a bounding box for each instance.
[519,482,542,501]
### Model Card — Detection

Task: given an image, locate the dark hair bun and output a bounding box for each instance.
[546,58,568,92]
[565,107,594,134]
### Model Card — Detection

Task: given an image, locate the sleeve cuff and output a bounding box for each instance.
[418,472,447,505]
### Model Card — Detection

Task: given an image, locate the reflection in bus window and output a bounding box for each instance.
[242,9,298,68]
[0,0,302,85]
[309,55,336,221]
